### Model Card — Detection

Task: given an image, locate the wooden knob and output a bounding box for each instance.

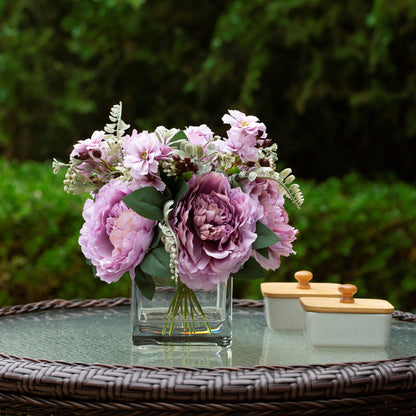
[338,284,357,303]
[294,270,313,289]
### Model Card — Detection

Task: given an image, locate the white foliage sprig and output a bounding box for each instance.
[104,102,130,141]
[159,200,179,282]
[277,168,304,209]
[242,166,304,209]
[103,102,130,165]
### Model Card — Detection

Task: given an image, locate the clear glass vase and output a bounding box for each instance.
[131,277,232,347]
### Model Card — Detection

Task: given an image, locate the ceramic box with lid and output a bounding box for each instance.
[300,284,394,347]
[261,271,341,330]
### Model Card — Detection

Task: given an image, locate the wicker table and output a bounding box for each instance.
[0,298,416,415]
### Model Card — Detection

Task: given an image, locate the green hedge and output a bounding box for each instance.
[1,159,416,312]
[1,1,416,181]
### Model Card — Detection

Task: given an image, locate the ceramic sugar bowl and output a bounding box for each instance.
[261,271,341,330]
[300,284,394,347]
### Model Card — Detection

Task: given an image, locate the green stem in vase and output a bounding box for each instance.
[188,286,212,334]
[163,278,212,335]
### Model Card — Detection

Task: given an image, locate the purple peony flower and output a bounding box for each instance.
[171,172,262,290]
[243,178,297,270]
[184,124,214,146]
[123,129,171,191]
[79,179,156,283]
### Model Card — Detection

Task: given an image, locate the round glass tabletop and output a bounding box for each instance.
[1,304,415,367]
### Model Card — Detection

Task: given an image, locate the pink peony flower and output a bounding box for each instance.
[243,178,297,270]
[171,172,262,290]
[123,129,171,191]
[79,179,156,283]
[184,124,214,146]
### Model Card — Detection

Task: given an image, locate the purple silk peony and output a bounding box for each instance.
[244,178,298,270]
[79,180,156,283]
[171,172,262,290]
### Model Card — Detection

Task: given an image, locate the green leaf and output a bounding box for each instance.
[159,171,188,202]
[232,256,267,280]
[134,268,156,301]
[170,130,187,144]
[123,187,166,220]
[140,246,171,278]
[86,258,98,278]
[253,221,280,250]
[150,226,162,249]
[91,265,98,278]
[226,165,240,175]
[256,247,270,260]
[174,179,189,202]
[234,179,244,191]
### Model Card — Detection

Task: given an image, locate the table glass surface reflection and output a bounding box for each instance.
[0,306,415,368]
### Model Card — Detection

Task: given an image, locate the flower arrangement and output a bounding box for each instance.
[53,103,303,334]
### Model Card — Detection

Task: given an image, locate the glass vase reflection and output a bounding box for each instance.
[131,277,232,347]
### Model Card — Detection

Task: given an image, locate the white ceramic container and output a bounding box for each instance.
[300,284,394,347]
[261,271,341,331]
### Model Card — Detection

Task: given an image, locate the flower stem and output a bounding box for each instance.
[163,279,212,335]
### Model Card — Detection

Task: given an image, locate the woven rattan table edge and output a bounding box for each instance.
[1,391,416,416]
[0,297,416,407]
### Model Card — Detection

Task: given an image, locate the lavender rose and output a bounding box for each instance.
[171,172,261,290]
[244,178,297,270]
[79,179,156,283]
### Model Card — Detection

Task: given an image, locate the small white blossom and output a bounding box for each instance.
[160,159,178,177]
[52,158,69,174]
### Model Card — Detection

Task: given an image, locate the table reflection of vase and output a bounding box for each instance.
[131,277,232,347]
[131,345,232,367]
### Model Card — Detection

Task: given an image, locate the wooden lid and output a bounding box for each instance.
[261,270,341,298]
[299,284,394,314]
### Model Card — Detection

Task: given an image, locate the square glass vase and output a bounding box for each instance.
[132,277,232,347]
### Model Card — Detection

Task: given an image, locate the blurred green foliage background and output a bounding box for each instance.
[1,0,415,309]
